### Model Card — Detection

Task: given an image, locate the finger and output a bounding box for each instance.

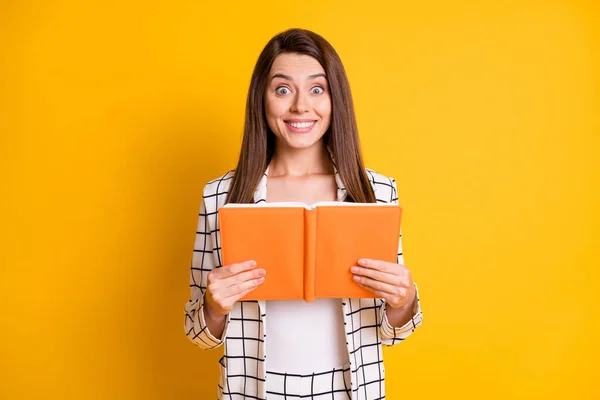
[358,259,403,274]
[223,267,266,288]
[352,274,405,296]
[207,276,265,315]
[357,282,415,310]
[206,261,259,301]
[231,280,264,302]
[219,260,258,278]
[355,282,391,300]
[222,276,265,298]
[350,266,403,286]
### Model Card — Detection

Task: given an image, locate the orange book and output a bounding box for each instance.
[218,202,402,301]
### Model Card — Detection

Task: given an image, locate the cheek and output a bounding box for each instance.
[265,96,287,119]
[316,98,332,123]
[264,96,274,119]
[264,96,285,133]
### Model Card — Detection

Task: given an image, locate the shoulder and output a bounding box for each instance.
[365,168,398,204]
[202,170,236,200]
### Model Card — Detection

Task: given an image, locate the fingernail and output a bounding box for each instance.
[258,277,265,283]
[358,259,366,266]
[351,266,359,273]
[250,260,257,267]
[352,275,360,282]
[258,269,266,276]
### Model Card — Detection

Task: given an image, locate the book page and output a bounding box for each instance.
[311,202,399,208]
[221,202,398,209]
[221,202,309,208]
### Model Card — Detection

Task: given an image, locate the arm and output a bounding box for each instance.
[379,277,424,346]
[379,178,423,345]
[183,195,230,350]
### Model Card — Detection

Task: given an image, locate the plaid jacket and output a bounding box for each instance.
[184,166,424,400]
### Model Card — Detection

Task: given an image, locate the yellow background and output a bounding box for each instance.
[1,0,599,399]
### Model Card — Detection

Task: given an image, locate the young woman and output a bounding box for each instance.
[184,28,424,400]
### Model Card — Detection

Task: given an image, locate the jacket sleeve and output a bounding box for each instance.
[183,194,230,349]
[379,178,424,346]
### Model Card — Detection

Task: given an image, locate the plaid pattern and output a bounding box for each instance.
[266,363,351,399]
[184,165,424,400]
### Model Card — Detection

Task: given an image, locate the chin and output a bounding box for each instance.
[281,134,324,150]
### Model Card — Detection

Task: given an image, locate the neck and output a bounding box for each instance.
[268,141,333,178]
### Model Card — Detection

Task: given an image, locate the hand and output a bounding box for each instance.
[204,260,265,318]
[351,259,416,310]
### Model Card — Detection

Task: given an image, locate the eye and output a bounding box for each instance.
[311,86,324,94]
[275,86,291,95]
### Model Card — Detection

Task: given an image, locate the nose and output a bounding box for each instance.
[290,91,310,113]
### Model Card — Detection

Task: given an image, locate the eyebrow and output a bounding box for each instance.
[270,73,327,81]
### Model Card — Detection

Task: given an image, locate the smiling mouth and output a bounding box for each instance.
[285,120,316,129]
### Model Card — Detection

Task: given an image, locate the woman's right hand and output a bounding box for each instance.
[204,260,266,319]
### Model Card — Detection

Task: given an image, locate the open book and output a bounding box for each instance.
[218,202,402,302]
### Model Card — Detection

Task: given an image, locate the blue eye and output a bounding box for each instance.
[276,86,291,95]
[311,86,324,94]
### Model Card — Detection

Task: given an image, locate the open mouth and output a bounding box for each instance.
[285,120,317,129]
[284,120,317,133]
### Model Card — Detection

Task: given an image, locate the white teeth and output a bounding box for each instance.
[287,121,315,128]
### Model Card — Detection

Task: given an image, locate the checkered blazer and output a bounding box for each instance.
[184,165,424,400]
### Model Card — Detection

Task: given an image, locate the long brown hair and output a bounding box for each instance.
[227,28,376,204]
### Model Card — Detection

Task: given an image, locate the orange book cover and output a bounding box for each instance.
[218,202,402,301]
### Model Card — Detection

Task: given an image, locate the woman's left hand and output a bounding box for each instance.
[351,259,416,310]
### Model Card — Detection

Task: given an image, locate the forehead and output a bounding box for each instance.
[269,53,325,78]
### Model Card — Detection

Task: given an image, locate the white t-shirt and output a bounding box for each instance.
[265,298,350,374]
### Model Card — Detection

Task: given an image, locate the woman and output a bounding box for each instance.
[184,28,423,400]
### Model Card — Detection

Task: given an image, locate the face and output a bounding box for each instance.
[264,53,332,150]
